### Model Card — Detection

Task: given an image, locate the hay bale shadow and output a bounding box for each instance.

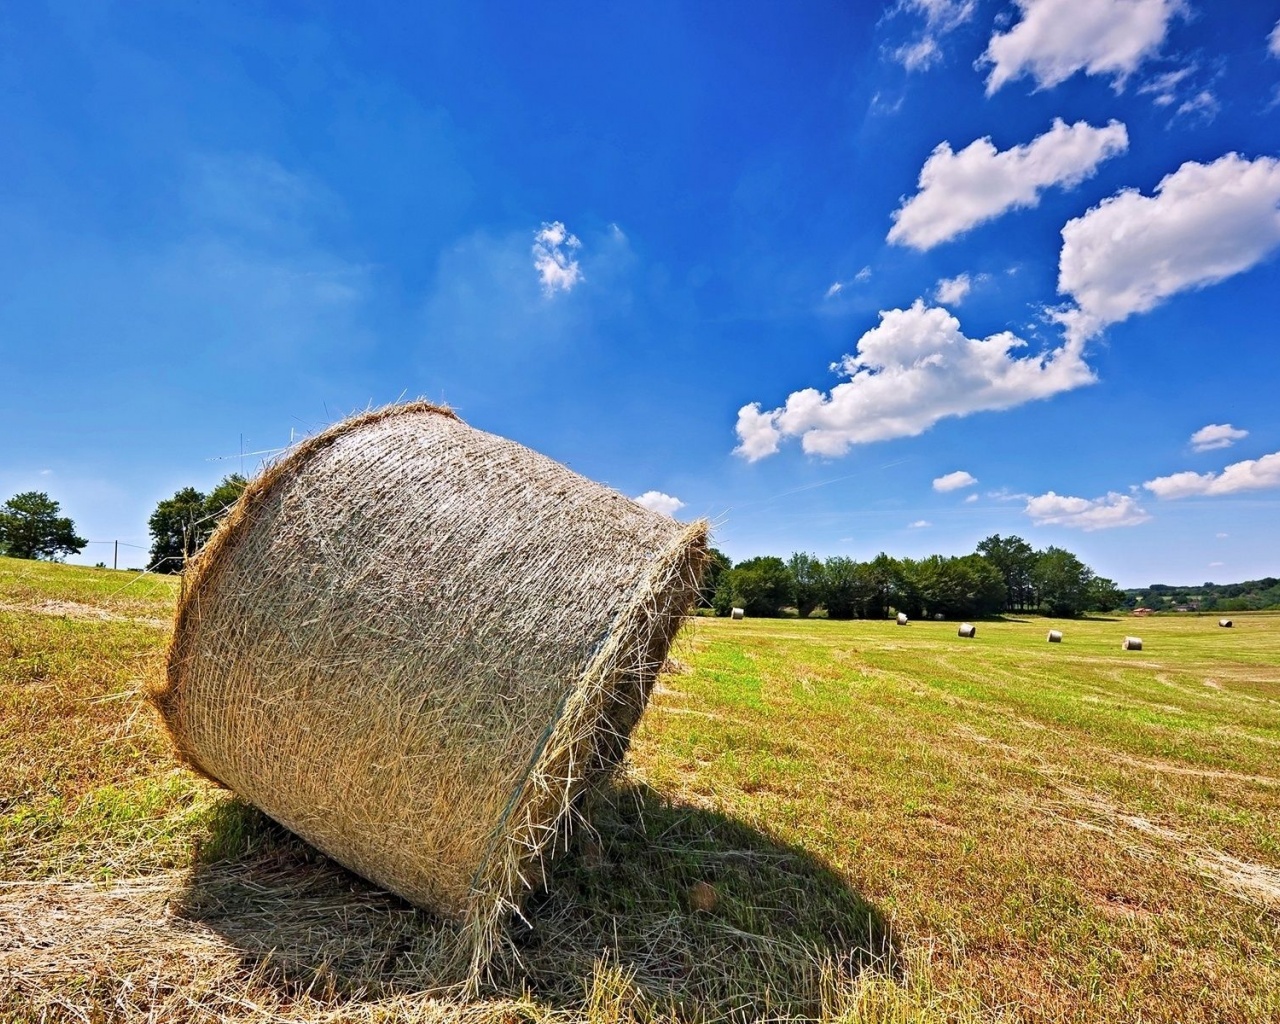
[175,784,894,1017]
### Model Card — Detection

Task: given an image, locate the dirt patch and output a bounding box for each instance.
[0,599,169,630]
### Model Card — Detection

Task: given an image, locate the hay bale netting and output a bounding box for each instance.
[1047,629,1063,643]
[1123,636,1143,651]
[152,402,708,974]
[730,607,745,620]
[896,612,909,625]
[957,622,976,638]
[1220,618,1233,628]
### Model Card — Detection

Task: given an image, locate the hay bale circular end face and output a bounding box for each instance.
[1123,636,1143,651]
[957,623,976,638]
[1047,629,1063,643]
[151,402,708,973]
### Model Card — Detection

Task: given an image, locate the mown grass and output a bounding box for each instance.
[1,554,1277,1022]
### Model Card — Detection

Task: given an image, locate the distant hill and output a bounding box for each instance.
[1123,577,1280,613]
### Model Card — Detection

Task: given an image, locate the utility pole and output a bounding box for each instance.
[114,540,118,571]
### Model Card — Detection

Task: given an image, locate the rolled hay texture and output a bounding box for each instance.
[730,607,745,620]
[1220,619,1233,628]
[1123,636,1143,651]
[1047,629,1063,643]
[957,623,976,638]
[896,612,909,625]
[153,402,708,976]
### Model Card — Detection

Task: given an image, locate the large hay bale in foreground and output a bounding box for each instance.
[152,402,707,973]
[1122,636,1143,651]
[957,623,976,638]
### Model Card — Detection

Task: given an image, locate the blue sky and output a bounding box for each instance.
[2,0,1279,586]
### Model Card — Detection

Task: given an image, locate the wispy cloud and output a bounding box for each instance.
[892,0,976,72]
[1025,490,1151,530]
[1190,423,1248,452]
[889,119,1128,250]
[908,519,932,529]
[1174,89,1219,125]
[982,0,1186,94]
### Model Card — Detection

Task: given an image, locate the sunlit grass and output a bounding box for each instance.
[1,559,1277,1022]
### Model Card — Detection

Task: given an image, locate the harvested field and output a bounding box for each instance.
[1,554,1278,1022]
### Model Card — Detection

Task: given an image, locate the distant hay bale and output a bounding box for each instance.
[151,401,708,977]
[1047,629,1063,643]
[933,613,944,621]
[1219,619,1233,628]
[957,623,976,638]
[730,607,745,620]
[896,612,908,625]
[1123,636,1143,651]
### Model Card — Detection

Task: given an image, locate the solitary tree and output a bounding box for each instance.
[148,474,248,572]
[0,492,86,560]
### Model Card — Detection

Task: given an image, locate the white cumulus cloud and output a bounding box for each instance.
[909,519,932,529]
[733,300,1094,461]
[532,221,583,295]
[888,119,1129,250]
[1025,490,1152,530]
[633,490,686,517]
[1144,451,1280,499]
[982,0,1185,95]
[934,273,972,305]
[933,470,978,492]
[1057,153,1280,343]
[1190,423,1249,452]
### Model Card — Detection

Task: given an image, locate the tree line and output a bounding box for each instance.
[702,535,1124,620]
[0,487,1266,618]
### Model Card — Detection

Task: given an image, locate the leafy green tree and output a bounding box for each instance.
[891,557,924,619]
[1086,576,1124,612]
[976,534,1037,612]
[787,552,826,618]
[822,556,864,619]
[205,473,248,519]
[866,553,898,620]
[712,575,736,616]
[148,474,248,572]
[1033,546,1094,617]
[700,547,732,609]
[727,556,795,618]
[0,492,86,560]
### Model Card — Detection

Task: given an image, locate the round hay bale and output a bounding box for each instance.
[1046,629,1063,643]
[1122,636,1143,651]
[896,612,909,625]
[1219,618,1233,628]
[730,607,745,620]
[933,613,944,621]
[957,623,976,638]
[151,402,708,975]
